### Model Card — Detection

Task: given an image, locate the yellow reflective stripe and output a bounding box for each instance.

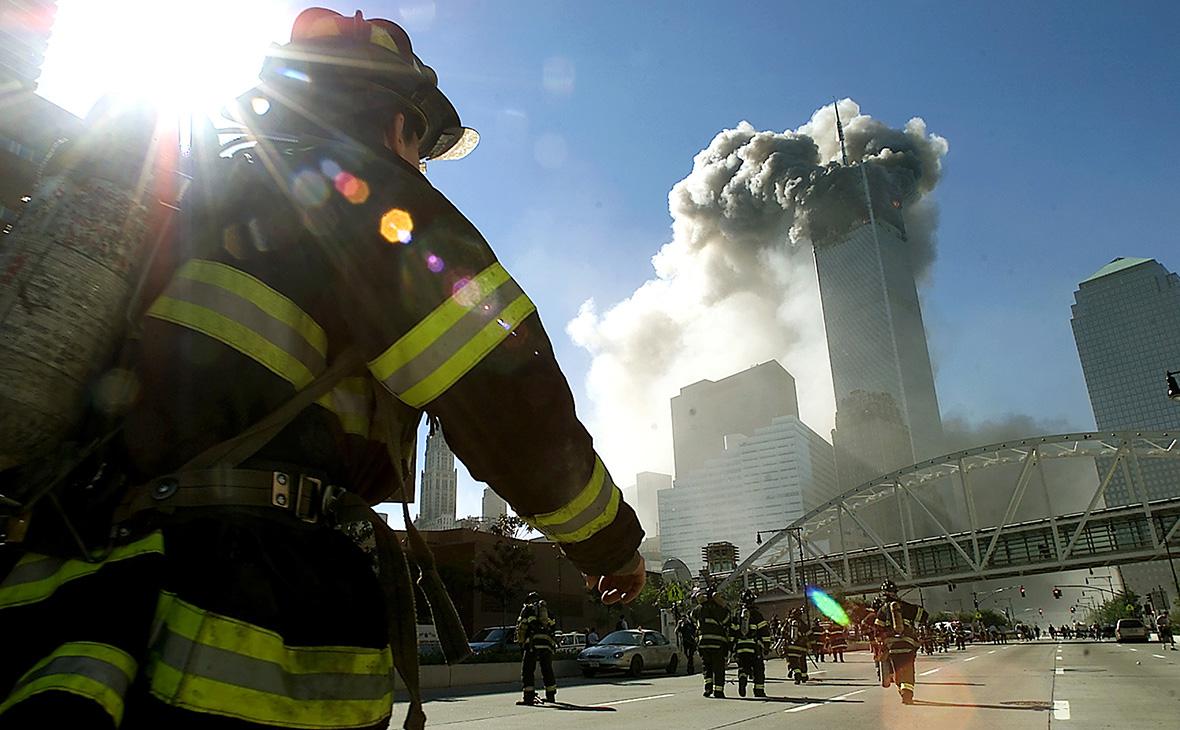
[522,455,622,543]
[148,297,318,388]
[396,293,535,407]
[370,263,511,380]
[0,642,136,724]
[179,260,327,359]
[148,592,394,728]
[314,377,373,438]
[0,532,164,609]
[368,262,537,407]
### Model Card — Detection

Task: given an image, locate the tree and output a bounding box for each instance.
[473,536,535,626]
[1085,590,1142,626]
[486,513,531,539]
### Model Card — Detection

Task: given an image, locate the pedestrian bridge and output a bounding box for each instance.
[719,431,1180,597]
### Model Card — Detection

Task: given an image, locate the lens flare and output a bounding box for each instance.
[379,208,414,244]
[806,586,850,626]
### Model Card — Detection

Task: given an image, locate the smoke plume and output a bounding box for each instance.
[567,99,949,481]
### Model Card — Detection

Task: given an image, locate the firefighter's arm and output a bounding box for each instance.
[339,160,644,582]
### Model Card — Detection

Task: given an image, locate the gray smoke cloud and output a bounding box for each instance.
[568,100,949,481]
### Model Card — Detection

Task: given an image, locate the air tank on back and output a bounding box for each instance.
[0,102,165,470]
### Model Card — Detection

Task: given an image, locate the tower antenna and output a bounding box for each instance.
[834,98,849,166]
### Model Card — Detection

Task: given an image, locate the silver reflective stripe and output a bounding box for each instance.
[1,555,66,588]
[167,277,327,382]
[13,655,133,698]
[378,278,526,395]
[154,626,392,701]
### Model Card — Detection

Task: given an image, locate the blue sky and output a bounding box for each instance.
[39,1,1180,522]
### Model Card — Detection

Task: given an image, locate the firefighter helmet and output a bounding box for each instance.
[527,592,541,603]
[741,589,756,605]
[880,579,899,597]
[246,7,478,161]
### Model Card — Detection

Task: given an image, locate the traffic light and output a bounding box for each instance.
[1019,585,1025,598]
[1053,588,1062,599]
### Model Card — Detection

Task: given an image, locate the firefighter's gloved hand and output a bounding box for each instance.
[585,552,646,605]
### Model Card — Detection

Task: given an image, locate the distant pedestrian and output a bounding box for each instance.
[587,627,599,645]
[616,614,629,631]
[1156,612,1175,650]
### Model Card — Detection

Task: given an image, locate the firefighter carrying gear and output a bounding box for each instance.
[730,592,769,697]
[875,592,926,705]
[694,592,729,698]
[0,8,643,729]
[676,615,698,674]
[783,610,812,685]
[517,597,558,703]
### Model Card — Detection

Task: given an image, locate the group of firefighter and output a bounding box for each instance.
[668,579,932,704]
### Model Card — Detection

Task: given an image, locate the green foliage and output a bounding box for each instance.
[473,538,535,624]
[485,513,531,539]
[1084,590,1143,626]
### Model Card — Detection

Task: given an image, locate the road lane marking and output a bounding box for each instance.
[783,689,865,713]
[1054,700,1071,720]
[988,650,996,654]
[963,656,978,662]
[1128,648,1138,652]
[1056,668,1064,675]
[601,694,675,706]
[919,668,941,676]
[1153,654,1167,659]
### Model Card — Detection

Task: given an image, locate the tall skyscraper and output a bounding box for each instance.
[0,0,57,91]
[416,420,458,531]
[1071,256,1180,600]
[659,414,839,575]
[813,209,944,480]
[630,471,672,538]
[481,487,508,522]
[671,360,799,479]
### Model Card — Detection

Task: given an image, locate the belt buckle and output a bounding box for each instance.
[295,475,323,524]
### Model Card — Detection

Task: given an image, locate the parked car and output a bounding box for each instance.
[557,632,587,652]
[468,626,520,654]
[1115,618,1149,643]
[576,629,680,677]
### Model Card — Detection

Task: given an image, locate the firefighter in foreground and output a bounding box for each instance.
[730,589,769,697]
[0,7,646,729]
[783,606,812,684]
[517,592,558,704]
[874,580,926,705]
[694,586,731,698]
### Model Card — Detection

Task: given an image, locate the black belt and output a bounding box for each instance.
[113,467,345,528]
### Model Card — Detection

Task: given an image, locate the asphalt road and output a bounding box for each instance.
[410,639,1180,728]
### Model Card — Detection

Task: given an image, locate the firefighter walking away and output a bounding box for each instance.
[517,592,558,704]
[730,589,769,697]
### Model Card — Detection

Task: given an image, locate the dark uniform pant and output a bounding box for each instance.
[736,653,765,695]
[886,647,917,698]
[683,641,697,673]
[786,646,809,681]
[521,649,556,699]
[700,648,726,695]
[0,517,394,730]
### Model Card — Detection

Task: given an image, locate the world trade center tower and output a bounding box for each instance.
[810,166,944,499]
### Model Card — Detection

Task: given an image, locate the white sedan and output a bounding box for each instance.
[577,629,681,677]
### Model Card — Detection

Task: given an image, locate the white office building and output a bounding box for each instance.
[658,415,839,575]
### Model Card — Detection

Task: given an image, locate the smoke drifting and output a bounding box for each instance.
[567,100,949,481]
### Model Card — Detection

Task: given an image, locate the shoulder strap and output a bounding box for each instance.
[179,346,366,471]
